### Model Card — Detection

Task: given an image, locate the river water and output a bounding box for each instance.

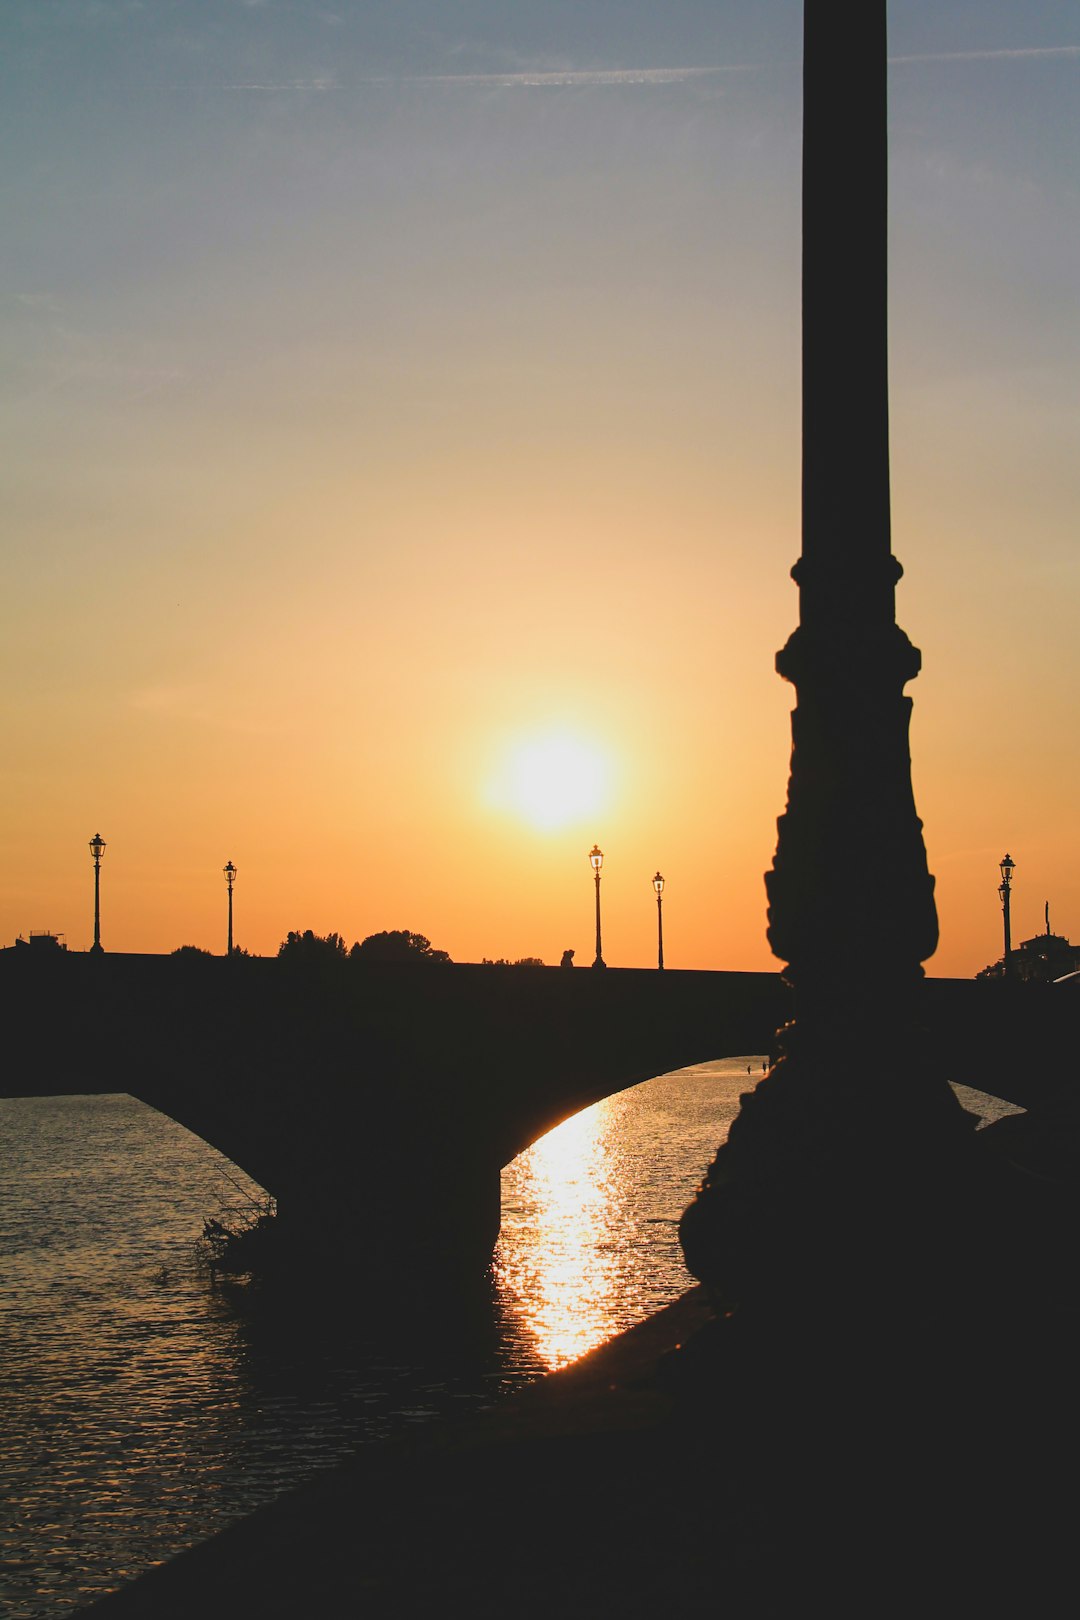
[0,1063,1016,1619]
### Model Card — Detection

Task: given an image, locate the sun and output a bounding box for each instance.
[488,733,611,831]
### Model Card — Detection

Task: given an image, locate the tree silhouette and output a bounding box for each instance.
[351,930,451,964]
[278,929,352,962]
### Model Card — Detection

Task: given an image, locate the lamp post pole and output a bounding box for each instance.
[88,834,106,954]
[224,861,237,956]
[589,845,606,968]
[999,853,1015,976]
[679,0,974,1311]
[653,872,665,970]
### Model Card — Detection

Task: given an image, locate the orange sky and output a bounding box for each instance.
[2,3,1077,976]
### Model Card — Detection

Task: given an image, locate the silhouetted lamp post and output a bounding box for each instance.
[224,861,237,956]
[679,1,976,1312]
[589,845,606,968]
[88,833,106,954]
[653,872,665,970]
[999,853,1015,976]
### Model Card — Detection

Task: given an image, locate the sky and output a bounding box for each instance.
[2,1,1077,975]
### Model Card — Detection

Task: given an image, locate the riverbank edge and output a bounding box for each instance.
[71,1251,1077,1620]
[75,1286,737,1619]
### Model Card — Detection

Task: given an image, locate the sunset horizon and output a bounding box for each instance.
[4,1,1076,975]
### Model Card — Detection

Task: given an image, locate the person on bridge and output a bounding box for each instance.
[560,949,575,968]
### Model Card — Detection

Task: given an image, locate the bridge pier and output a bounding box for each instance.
[272,1153,503,1281]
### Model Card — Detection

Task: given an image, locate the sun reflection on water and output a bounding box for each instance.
[495,1103,631,1370]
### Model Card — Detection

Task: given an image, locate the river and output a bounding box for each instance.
[0,1063,1016,1619]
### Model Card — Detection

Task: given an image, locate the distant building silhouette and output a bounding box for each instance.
[977,905,1080,982]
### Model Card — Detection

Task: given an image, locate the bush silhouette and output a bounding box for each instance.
[351,930,451,964]
[278,929,352,962]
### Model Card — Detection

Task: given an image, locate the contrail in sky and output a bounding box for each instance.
[219,66,753,91]
[216,48,1080,92]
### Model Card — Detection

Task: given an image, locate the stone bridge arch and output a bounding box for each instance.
[2,949,1063,1273]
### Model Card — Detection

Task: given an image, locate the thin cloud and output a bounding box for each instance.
[220,78,336,90]
[214,64,756,92]
[892,45,1080,65]
[38,358,185,401]
[214,50,1080,92]
[16,323,188,404]
[380,65,753,87]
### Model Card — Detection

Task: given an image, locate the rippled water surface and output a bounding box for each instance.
[495,1059,768,1367]
[1,1065,1015,1618]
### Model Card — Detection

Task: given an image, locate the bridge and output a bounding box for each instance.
[1,946,1068,1272]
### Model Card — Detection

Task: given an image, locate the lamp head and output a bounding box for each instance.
[589,844,604,873]
[224,861,237,887]
[999,853,1015,886]
[653,871,664,896]
[89,833,106,862]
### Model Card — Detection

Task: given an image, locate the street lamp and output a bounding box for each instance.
[88,833,106,953]
[224,861,237,956]
[653,872,665,970]
[999,853,1015,976]
[589,844,606,968]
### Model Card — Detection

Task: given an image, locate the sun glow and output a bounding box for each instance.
[486,732,612,831]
